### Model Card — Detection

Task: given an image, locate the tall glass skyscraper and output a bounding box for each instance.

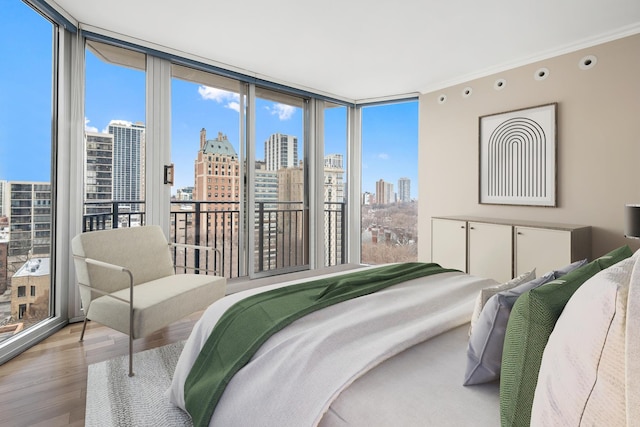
[398,177,411,203]
[264,133,298,171]
[108,121,145,209]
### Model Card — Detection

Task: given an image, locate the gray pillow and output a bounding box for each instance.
[553,259,587,278]
[463,271,555,385]
[469,269,536,336]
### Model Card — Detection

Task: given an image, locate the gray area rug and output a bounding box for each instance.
[86,341,193,426]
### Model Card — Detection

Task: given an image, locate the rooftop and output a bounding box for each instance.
[13,258,50,278]
[202,133,238,158]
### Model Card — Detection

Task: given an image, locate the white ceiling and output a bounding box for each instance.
[50,0,640,102]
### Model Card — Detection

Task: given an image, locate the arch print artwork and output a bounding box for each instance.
[479,103,557,206]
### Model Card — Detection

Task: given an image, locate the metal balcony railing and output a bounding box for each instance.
[82,200,346,278]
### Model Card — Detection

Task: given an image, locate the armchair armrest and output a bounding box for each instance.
[83,257,130,274]
[74,256,135,304]
[168,243,223,276]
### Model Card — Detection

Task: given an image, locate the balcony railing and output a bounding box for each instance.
[83,200,145,231]
[82,200,346,278]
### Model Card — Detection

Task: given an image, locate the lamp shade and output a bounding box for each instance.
[625,204,640,239]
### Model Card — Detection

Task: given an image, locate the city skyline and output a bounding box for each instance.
[85,111,417,200]
[82,118,413,206]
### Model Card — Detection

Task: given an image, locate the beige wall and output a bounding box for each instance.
[418,33,640,262]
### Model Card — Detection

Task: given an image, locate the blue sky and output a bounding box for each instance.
[0,1,54,183]
[2,0,418,199]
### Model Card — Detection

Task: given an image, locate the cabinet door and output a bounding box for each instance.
[468,222,512,283]
[514,226,571,276]
[431,218,467,272]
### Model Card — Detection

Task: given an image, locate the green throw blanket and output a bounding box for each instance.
[184,262,457,426]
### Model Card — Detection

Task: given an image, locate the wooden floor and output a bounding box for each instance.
[0,312,202,427]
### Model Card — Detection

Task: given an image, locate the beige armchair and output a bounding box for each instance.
[71,225,226,376]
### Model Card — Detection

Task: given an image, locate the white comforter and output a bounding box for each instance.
[167,266,496,426]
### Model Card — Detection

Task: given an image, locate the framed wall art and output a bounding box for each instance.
[479,103,557,206]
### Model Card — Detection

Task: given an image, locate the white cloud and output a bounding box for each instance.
[198,85,240,111]
[198,86,292,119]
[108,119,133,127]
[84,117,98,133]
[227,101,240,113]
[378,153,390,160]
[266,103,296,120]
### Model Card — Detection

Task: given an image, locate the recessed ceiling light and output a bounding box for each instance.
[438,94,447,104]
[579,55,597,70]
[534,67,549,81]
[462,87,473,98]
[494,78,507,90]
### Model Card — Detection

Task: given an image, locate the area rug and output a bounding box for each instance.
[85,341,193,426]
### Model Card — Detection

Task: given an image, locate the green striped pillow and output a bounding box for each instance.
[499,261,601,426]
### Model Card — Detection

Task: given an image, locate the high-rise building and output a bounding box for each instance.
[193,129,241,205]
[254,162,278,270]
[84,132,114,215]
[277,166,304,203]
[375,179,394,205]
[259,134,307,270]
[324,154,344,203]
[375,180,384,205]
[190,129,243,275]
[0,180,5,217]
[254,161,278,204]
[108,120,145,209]
[0,216,7,293]
[323,154,345,266]
[362,192,373,205]
[6,182,51,257]
[398,177,411,203]
[0,239,7,294]
[264,133,298,171]
[276,165,305,268]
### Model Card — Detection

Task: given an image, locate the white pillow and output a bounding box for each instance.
[626,251,640,426]
[531,251,639,425]
[469,269,535,335]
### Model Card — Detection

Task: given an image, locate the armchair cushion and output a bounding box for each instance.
[87,272,226,338]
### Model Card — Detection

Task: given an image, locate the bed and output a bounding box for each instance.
[168,267,499,426]
[166,250,640,427]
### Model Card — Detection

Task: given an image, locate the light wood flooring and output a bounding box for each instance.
[0,312,202,427]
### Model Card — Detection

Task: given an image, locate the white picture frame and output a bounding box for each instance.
[479,103,557,206]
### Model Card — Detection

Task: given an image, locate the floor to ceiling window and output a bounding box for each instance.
[170,65,244,278]
[361,101,418,264]
[82,39,344,281]
[83,41,146,231]
[0,1,56,344]
[169,67,322,279]
[253,88,307,276]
